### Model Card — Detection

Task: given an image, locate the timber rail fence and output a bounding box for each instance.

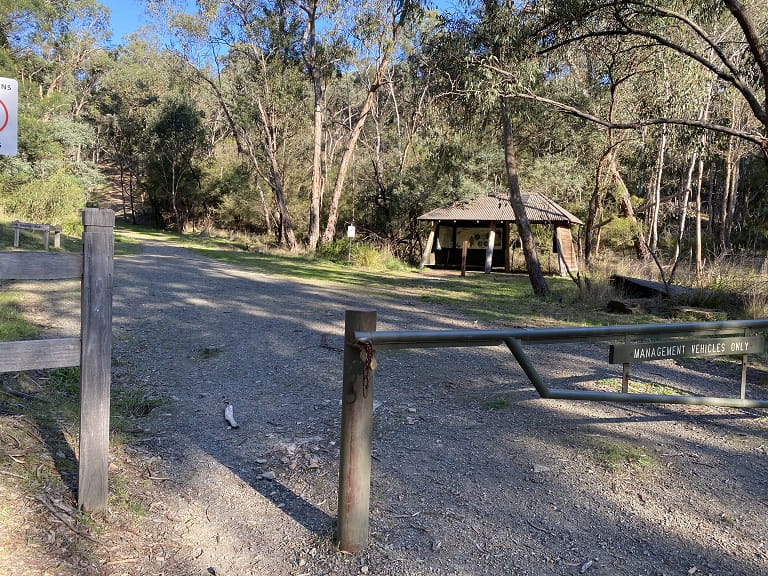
[337,310,768,552]
[0,208,114,512]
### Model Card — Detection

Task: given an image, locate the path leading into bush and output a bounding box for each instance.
[107,239,768,576]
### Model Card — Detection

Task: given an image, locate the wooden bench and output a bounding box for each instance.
[12,221,62,250]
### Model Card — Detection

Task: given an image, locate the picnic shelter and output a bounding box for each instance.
[418,193,583,275]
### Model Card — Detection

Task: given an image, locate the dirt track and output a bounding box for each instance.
[108,239,768,576]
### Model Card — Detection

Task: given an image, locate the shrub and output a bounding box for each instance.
[5,170,86,228]
[318,239,408,271]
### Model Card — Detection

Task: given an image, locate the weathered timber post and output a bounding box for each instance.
[337,309,377,553]
[78,208,114,512]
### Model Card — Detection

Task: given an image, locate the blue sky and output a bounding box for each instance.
[100,0,467,45]
[100,0,148,44]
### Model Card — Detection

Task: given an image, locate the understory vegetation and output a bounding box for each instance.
[1,1,767,298]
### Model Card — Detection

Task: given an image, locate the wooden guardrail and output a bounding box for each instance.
[0,208,114,512]
[12,220,62,250]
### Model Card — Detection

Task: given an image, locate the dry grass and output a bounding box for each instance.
[0,370,170,575]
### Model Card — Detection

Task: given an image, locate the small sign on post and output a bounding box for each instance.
[347,225,356,262]
[0,77,18,157]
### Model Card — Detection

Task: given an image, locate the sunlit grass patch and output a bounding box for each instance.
[583,437,654,473]
[0,290,40,341]
[113,386,166,423]
[594,377,683,396]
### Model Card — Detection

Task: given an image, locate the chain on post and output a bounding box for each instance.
[356,341,377,398]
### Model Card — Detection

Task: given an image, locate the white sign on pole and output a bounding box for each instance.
[347,225,356,238]
[0,78,18,156]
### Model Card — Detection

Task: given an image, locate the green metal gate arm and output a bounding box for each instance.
[354,318,768,409]
[354,319,768,349]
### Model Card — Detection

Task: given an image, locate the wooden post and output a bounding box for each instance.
[622,363,630,393]
[419,222,437,268]
[484,222,496,274]
[43,227,50,251]
[504,222,511,272]
[740,355,748,400]
[461,240,468,277]
[78,208,114,512]
[12,222,19,248]
[337,310,376,553]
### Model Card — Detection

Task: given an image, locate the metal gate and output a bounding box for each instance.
[336,310,768,552]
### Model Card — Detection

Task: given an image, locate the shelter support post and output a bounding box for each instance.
[484,222,496,274]
[461,240,468,277]
[504,222,511,272]
[419,222,438,268]
[78,208,114,512]
[622,363,630,393]
[337,310,377,553]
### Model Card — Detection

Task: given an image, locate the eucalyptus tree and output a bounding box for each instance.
[160,0,308,250]
[295,0,347,250]
[529,1,768,156]
[436,0,551,296]
[92,40,169,223]
[144,93,207,230]
[518,1,768,256]
[0,0,111,219]
[319,0,421,245]
[350,9,449,256]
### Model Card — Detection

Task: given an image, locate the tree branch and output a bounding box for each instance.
[724,0,768,124]
[489,79,766,147]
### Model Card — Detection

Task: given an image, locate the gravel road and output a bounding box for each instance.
[108,239,768,576]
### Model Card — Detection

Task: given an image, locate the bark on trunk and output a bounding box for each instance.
[613,162,649,260]
[304,0,324,251]
[257,100,298,252]
[501,96,549,297]
[648,125,667,254]
[320,3,409,245]
[669,150,697,283]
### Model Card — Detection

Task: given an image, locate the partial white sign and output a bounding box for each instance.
[0,77,18,156]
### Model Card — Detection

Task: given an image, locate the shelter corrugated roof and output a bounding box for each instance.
[417,193,583,225]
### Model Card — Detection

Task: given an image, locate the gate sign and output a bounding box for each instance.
[609,335,764,364]
[0,77,18,156]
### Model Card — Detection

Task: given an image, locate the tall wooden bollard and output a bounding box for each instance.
[337,310,377,553]
[78,208,114,512]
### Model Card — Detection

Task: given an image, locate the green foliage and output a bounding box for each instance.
[600,217,643,253]
[48,367,81,396]
[142,93,207,230]
[4,170,86,225]
[317,239,408,271]
[203,162,265,233]
[113,387,165,418]
[482,397,507,410]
